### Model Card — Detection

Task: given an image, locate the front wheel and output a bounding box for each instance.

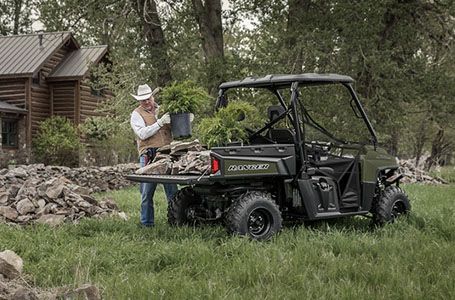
[225,191,282,241]
[373,185,411,225]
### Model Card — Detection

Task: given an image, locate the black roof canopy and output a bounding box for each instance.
[219,73,354,90]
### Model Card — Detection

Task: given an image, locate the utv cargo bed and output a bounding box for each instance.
[126,174,213,185]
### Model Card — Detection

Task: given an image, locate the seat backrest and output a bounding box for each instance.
[267,105,285,122]
[268,128,295,144]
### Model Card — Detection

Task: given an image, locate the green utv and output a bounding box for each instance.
[128,74,410,240]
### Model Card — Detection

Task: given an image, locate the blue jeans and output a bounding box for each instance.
[139,149,178,226]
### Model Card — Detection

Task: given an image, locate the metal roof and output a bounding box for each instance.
[219,74,355,89]
[0,101,27,114]
[48,46,108,80]
[0,32,77,78]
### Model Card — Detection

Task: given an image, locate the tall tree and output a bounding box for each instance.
[286,0,310,73]
[0,0,33,35]
[191,0,224,95]
[132,0,173,86]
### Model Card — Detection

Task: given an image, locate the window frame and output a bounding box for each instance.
[1,118,19,148]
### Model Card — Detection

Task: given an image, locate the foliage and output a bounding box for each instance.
[82,122,136,166]
[0,0,34,35]
[10,0,454,162]
[78,116,136,165]
[0,184,455,298]
[79,116,117,141]
[159,81,211,114]
[197,101,263,148]
[33,116,81,166]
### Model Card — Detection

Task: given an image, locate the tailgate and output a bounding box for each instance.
[126,174,212,185]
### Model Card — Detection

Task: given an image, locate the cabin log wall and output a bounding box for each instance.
[0,79,27,109]
[30,47,71,135]
[52,81,76,121]
[79,80,111,123]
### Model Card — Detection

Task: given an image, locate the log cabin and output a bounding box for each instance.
[0,32,110,166]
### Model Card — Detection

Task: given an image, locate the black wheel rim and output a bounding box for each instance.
[185,206,196,220]
[247,208,273,238]
[391,200,406,220]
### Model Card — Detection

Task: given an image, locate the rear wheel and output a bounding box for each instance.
[225,191,282,241]
[373,185,411,225]
[168,187,201,226]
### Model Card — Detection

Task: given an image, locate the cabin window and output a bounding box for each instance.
[1,119,18,147]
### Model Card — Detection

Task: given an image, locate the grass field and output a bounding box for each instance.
[1,183,454,299]
[431,165,455,184]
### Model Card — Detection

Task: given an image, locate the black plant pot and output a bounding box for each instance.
[170,112,192,138]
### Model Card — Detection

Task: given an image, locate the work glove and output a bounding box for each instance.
[190,113,194,122]
[157,112,171,127]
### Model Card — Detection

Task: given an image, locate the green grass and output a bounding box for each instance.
[430,165,455,184]
[1,184,454,299]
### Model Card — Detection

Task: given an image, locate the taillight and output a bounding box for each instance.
[211,157,220,174]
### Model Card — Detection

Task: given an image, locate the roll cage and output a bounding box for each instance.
[215,74,378,164]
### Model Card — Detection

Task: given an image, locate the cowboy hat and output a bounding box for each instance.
[131,84,161,101]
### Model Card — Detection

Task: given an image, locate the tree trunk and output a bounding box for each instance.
[413,117,428,168]
[191,0,224,96]
[13,0,23,34]
[286,0,310,73]
[388,129,399,157]
[425,128,452,171]
[133,0,172,86]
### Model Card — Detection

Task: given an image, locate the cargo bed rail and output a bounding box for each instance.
[126,174,212,185]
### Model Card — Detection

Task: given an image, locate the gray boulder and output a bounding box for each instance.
[0,250,23,279]
[15,199,35,215]
[0,206,18,221]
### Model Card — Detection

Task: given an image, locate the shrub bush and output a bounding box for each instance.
[159,81,211,114]
[80,117,136,166]
[80,116,117,141]
[33,116,81,166]
[197,101,263,148]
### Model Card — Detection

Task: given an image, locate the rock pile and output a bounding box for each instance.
[0,163,138,194]
[399,159,447,184]
[0,250,100,300]
[136,140,210,175]
[0,175,126,226]
[0,164,134,226]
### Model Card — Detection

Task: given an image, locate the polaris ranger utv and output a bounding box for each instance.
[128,74,410,240]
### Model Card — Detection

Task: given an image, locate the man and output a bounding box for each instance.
[130,84,178,227]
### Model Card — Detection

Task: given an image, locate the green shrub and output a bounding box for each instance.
[33,116,81,166]
[159,81,211,114]
[80,116,117,141]
[197,101,263,148]
[80,117,136,165]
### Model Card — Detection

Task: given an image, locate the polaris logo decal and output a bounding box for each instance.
[227,164,270,172]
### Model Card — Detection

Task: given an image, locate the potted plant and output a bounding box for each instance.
[160,81,210,138]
